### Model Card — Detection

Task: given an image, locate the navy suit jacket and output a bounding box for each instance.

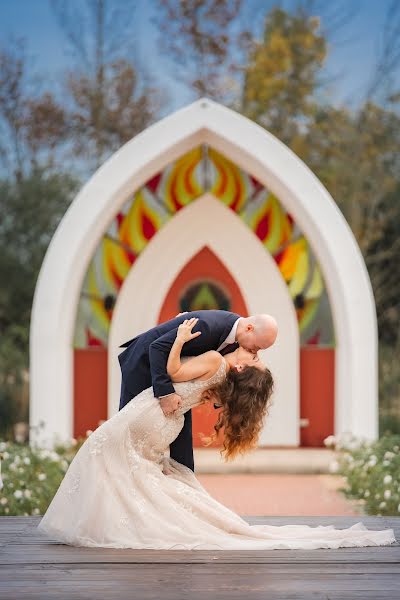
[117,309,240,410]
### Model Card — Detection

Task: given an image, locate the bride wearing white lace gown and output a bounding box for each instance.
[38,319,396,550]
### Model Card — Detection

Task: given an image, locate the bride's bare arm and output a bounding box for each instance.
[167,318,223,382]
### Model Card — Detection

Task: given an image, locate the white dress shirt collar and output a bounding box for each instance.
[217,318,241,351]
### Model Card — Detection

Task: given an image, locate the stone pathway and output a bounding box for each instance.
[197,474,363,516]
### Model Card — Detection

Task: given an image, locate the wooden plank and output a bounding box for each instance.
[2,544,400,565]
[0,516,399,600]
[0,564,399,600]
[1,516,399,565]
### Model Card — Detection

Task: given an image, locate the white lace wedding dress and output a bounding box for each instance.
[37,358,396,550]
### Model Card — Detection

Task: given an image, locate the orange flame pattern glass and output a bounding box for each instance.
[74,146,333,348]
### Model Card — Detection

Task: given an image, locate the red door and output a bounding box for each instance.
[158,246,249,447]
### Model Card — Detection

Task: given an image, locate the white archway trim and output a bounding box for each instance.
[109,194,299,445]
[30,98,377,447]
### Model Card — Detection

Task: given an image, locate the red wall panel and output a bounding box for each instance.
[300,347,335,447]
[74,348,108,439]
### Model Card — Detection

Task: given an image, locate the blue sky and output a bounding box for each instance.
[0,0,397,114]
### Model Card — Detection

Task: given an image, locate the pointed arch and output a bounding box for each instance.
[157,246,249,321]
[30,98,377,447]
[108,195,299,445]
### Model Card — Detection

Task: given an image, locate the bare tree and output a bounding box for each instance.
[51,0,160,170]
[0,39,67,181]
[154,0,248,101]
[365,0,400,103]
[0,39,30,180]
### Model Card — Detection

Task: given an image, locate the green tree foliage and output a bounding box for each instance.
[242,7,326,144]
[297,104,400,347]
[239,5,400,429]
[0,170,78,435]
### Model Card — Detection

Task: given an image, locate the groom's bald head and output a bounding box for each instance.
[236,314,278,353]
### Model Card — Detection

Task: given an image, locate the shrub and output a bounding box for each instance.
[0,437,85,516]
[324,432,400,516]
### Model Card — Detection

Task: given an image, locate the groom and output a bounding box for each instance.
[118,310,278,472]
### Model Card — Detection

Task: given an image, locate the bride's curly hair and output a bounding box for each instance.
[199,366,274,461]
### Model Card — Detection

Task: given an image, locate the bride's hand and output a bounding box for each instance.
[162,457,174,476]
[176,318,202,344]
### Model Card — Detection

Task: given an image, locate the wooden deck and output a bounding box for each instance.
[1,516,399,599]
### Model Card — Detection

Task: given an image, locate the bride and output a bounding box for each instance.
[37,319,396,550]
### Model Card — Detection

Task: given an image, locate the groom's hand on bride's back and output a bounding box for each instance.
[159,393,182,416]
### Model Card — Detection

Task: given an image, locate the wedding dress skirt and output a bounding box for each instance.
[37,359,396,550]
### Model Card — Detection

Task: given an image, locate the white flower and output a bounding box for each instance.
[3,451,10,459]
[364,490,370,498]
[0,442,7,452]
[0,497,8,505]
[24,490,32,499]
[328,460,339,473]
[384,489,391,500]
[4,507,9,514]
[23,457,31,465]
[323,435,336,447]
[13,490,23,499]
[32,508,40,515]
[14,455,20,464]
[37,473,46,481]
[384,451,395,460]
[383,475,392,485]
[382,460,390,467]
[379,501,386,509]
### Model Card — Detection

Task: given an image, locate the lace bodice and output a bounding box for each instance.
[172,357,227,417]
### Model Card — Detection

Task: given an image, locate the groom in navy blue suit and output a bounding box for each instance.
[118,310,240,472]
[118,309,278,472]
